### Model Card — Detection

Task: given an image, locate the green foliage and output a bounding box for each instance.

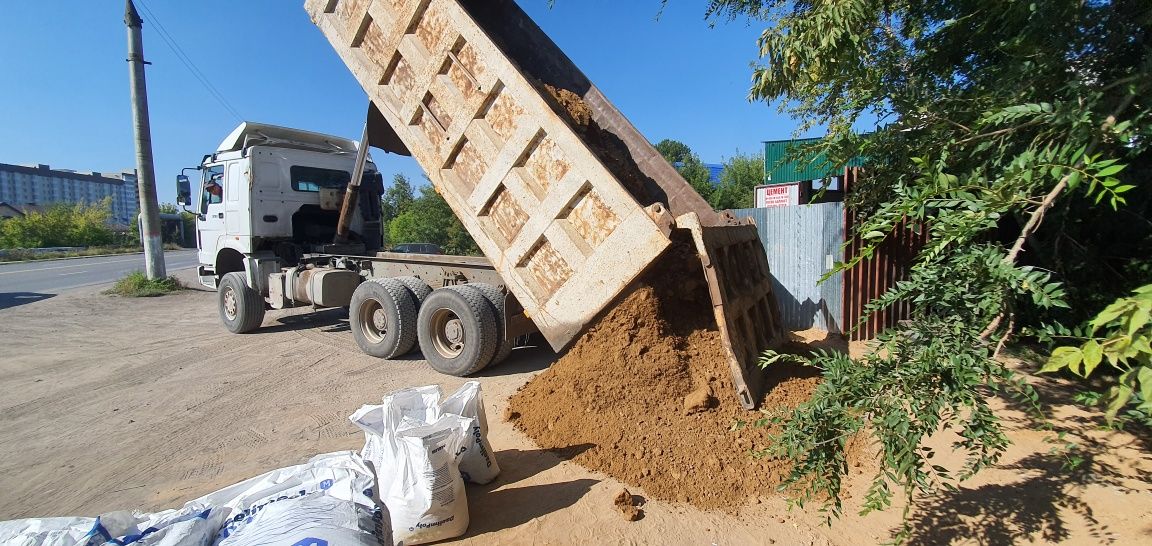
[710,151,764,209]
[105,270,184,297]
[758,317,1038,536]
[381,174,415,230]
[1043,285,1152,424]
[679,155,716,202]
[0,199,115,249]
[654,139,694,164]
[381,174,417,247]
[707,0,1152,538]
[387,184,480,256]
[655,139,716,202]
[158,202,196,247]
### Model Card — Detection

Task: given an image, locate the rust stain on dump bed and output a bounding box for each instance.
[522,237,572,301]
[447,41,485,102]
[485,88,524,142]
[447,138,486,195]
[523,136,569,195]
[336,0,369,37]
[486,184,528,243]
[564,186,618,248]
[413,2,449,52]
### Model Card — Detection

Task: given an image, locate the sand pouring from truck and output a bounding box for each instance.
[178,0,785,408]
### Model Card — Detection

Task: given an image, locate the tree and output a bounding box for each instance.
[381,174,416,247]
[655,139,716,202]
[388,185,480,256]
[707,0,1151,539]
[654,139,693,164]
[0,199,114,248]
[381,174,414,225]
[709,151,764,210]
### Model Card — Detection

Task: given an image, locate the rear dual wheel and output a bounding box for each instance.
[349,277,426,359]
[350,278,513,377]
[417,285,498,376]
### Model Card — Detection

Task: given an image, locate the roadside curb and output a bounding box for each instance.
[0,251,149,265]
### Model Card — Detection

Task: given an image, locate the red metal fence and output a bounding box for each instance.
[841,169,929,341]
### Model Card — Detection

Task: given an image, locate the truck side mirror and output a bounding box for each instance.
[176,175,192,206]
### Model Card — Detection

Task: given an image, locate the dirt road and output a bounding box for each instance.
[1,272,1149,544]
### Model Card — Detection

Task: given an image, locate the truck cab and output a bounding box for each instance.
[183,122,384,289]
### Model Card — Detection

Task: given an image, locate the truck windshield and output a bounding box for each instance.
[291,166,351,192]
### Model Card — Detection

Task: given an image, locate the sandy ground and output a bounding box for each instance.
[1,272,1150,544]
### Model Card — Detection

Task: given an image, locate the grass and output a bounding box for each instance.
[105,271,185,297]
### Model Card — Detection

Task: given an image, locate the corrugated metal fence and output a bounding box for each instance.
[732,204,846,333]
[842,213,928,341]
[733,170,924,340]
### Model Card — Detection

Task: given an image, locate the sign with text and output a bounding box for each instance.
[754,184,800,208]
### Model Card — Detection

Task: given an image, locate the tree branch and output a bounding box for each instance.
[980,92,1139,342]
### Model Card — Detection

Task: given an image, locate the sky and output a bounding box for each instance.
[0,0,827,205]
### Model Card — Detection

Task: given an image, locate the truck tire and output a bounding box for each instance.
[469,283,515,366]
[218,271,266,334]
[350,278,418,359]
[417,285,497,376]
[395,276,432,306]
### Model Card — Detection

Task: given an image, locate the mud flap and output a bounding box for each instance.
[678,212,786,409]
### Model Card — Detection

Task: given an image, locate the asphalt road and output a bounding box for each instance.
[0,250,201,309]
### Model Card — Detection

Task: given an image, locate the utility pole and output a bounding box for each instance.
[125,0,165,279]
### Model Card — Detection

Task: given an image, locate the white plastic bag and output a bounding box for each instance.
[84,507,224,546]
[440,381,501,485]
[0,453,382,546]
[212,493,377,546]
[351,385,492,545]
[352,382,500,485]
[0,517,96,546]
[185,451,379,545]
[387,415,471,545]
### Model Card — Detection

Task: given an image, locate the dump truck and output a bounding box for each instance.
[181,0,785,409]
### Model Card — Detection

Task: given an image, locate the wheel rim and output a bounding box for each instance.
[429,307,465,359]
[358,299,387,343]
[222,286,238,320]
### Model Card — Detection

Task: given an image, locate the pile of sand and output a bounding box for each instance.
[507,243,822,511]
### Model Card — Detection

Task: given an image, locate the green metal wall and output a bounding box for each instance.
[763,138,862,184]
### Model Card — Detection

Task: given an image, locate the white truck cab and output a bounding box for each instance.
[179,122,383,289]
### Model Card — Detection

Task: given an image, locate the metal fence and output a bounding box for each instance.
[733,170,924,340]
[731,203,846,333]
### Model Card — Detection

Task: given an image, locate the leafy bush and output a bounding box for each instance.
[0,198,116,248]
[1044,284,1152,425]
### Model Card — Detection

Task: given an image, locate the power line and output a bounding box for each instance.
[133,0,244,122]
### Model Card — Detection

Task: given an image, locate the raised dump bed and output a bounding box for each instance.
[307,0,785,408]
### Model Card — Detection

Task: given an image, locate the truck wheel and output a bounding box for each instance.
[350,278,418,359]
[218,271,265,333]
[469,283,515,366]
[417,285,497,376]
[395,276,432,306]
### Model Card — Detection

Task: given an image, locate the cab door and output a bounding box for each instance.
[197,164,226,268]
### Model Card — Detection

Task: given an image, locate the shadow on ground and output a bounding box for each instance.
[263,308,350,334]
[474,343,556,377]
[898,450,1137,545]
[0,292,55,310]
[462,445,596,537]
[894,358,1152,546]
